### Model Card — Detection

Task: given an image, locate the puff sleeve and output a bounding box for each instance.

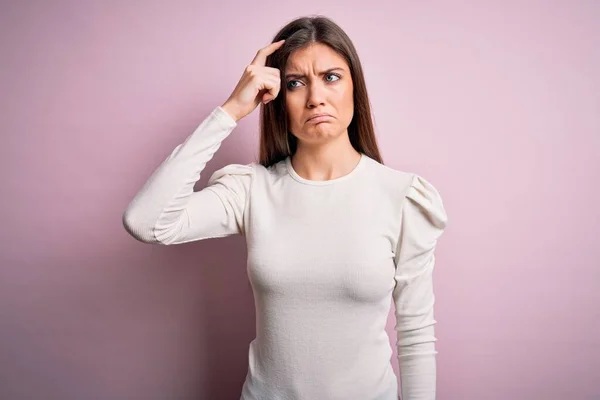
[122,106,254,245]
[393,174,448,400]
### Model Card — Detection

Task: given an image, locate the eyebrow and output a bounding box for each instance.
[284,67,345,80]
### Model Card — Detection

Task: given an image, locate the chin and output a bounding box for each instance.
[309,127,346,140]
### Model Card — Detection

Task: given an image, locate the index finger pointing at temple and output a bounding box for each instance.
[250,39,285,66]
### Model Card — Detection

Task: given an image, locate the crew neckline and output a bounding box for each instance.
[285,153,366,186]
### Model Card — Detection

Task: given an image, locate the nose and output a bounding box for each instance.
[306,80,326,108]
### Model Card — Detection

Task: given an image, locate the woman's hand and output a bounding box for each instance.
[221,39,285,122]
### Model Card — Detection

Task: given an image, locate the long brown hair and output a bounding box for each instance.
[258,15,384,168]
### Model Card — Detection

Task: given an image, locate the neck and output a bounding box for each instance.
[291,132,361,181]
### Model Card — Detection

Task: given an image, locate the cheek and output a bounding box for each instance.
[285,99,301,121]
[336,89,354,116]
[334,84,352,103]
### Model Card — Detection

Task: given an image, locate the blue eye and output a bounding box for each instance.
[286,73,341,90]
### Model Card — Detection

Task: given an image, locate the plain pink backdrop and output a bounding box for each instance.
[1,1,598,399]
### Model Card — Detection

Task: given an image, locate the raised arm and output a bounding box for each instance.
[122,39,286,245]
[122,106,254,244]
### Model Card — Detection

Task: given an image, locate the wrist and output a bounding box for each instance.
[221,101,242,123]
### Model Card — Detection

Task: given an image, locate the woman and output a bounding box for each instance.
[123,15,448,400]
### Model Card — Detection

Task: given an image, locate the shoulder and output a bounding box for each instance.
[362,156,414,189]
[364,157,448,229]
[207,162,256,185]
[207,157,293,191]
[402,173,448,231]
[363,156,425,202]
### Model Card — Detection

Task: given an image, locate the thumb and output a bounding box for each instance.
[262,93,273,104]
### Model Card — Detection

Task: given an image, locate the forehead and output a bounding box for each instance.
[285,43,348,72]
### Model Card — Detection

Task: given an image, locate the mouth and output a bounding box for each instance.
[307,114,333,123]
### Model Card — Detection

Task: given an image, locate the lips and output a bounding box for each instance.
[307,113,332,121]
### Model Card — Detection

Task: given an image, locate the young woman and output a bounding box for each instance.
[123,15,448,400]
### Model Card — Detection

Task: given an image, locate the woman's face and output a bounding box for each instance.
[284,43,354,145]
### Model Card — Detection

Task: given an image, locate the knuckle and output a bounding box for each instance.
[247,67,258,77]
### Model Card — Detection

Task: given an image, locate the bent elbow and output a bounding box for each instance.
[122,207,159,244]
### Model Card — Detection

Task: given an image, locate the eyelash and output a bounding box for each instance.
[286,73,341,90]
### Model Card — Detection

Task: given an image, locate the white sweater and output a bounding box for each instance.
[123,106,448,400]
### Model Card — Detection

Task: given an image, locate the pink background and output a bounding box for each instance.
[1,1,599,399]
